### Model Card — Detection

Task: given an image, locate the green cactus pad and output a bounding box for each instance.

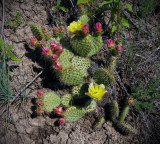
[109,100,119,120]
[70,34,102,57]
[88,36,102,57]
[61,94,72,107]
[93,68,115,86]
[60,66,83,86]
[30,24,44,41]
[71,56,90,77]
[57,54,71,69]
[63,106,86,122]
[42,93,61,112]
[85,99,97,113]
[72,84,83,96]
[70,34,93,57]
[115,122,137,135]
[93,117,105,129]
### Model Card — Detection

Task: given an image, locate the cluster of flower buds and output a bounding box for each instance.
[50,41,64,71]
[54,106,65,125]
[35,90,44,115]
[41,41,64,71]
[107,39,122,54]
[53,26,65,37]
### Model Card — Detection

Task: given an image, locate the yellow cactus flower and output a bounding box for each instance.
[86,83,107,100]
[68,20,82,33]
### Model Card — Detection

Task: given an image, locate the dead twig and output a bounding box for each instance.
[0,69,43,116]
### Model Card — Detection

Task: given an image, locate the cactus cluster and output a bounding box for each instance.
[29,15,137,136]
[109,98,137,135]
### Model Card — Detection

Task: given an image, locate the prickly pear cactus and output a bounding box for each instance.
[114,122,137,135]
[93,68,115,86]
[42,93,61,112]
[109,100,119,120]
[61,94,72,107]
[63,106,86,122]
[30,24,44,41]
[60,66,84,86]
[70,34,102,57]
[71,56,90,77]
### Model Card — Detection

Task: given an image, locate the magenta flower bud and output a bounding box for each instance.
[81,24,89,35]
[55,44,63,55]
[42,47,51,56]
[50,41,57,50]
[53,61,63,71]
[51,54,58,61]
[116,45,122,53]
[30,37,38,46]
[58,118,65,125]
[54,106,63,116]
[95,22,102,32]
[37,90,43,97]
[107,39,114,48]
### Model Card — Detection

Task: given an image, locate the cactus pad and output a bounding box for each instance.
[61,94,72,107]
[42,93,61,112]
[109,100,119,120]
[71,56,90,77]
[30,24,44,41]
[115,122,137,135]
[63,106,86,122]
[60,66,83,85]
[70,34,102,57]
[88,36,102,57]
[70,34,92,57]
[85,99,97,113]
[93,68,115,86]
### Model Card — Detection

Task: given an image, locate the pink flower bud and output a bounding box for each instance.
[116,45,122,53]
[30,37,38,46]
[39,40,46,47]
[95,22,102,32]
[55,44,63,55]
[42,47,51,56]
[81,24,89,35]
[52,54,58,61]
[53,61,63,71]
[58,118,65,125]
[37,90,43,97]
[50,41,57,50]
[54,106,63,115]
[107,39,114,48]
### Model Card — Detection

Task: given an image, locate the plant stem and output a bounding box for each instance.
[119,105,129,122]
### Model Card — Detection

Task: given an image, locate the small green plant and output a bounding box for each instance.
[100,0,132,42]
[129,69,160,112]
[4,11,22,29]
[0,38,20,62]
[51,0,66,12]
[77,0,97,5]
